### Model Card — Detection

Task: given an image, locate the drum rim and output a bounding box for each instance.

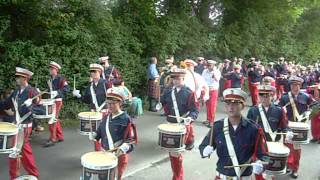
[0,122,19,135]
[288,122,310,129]
[39,99,55,104]
[13,175,38,180]
[157,124,186,134]
[267,142,290,155]
[81,152,118,170]
[32,114,54,118]
[78,112,103,120]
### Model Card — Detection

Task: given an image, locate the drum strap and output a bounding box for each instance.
[102,68,106,79]
[90,83,100,111]
[105,115,114,149]
[288,92,300,122]
[258,104,277,142]
[188,69,200,100]
[47,79,53,98]
[171,88,181,123]
[223,117,241,178]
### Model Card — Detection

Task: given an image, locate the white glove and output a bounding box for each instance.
[23,98,33,107]
[252,160,264,174]
[184,117,193,125]
[72,90,81,98]
[88,132,96,141]
[285,131,294,141]
[119,143,130,153]
[51,91,58,98]
[36,88,40,93]
[202,145,214,157]
[203,94,210,102]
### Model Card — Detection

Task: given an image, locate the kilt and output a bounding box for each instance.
[148,79,160,99]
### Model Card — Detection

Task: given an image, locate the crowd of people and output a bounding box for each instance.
[0,55,319,180]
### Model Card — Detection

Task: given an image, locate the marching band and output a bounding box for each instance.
[0,56,319,180]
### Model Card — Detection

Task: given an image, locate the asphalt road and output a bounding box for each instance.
[0,101,319,180]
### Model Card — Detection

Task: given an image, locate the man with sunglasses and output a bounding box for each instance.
[73,63,112,150]
[0,67,39,180]
[199,88,267,180]
[90,87,137,180]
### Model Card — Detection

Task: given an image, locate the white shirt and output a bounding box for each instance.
[202,68,221,90]
[185,70,209,100]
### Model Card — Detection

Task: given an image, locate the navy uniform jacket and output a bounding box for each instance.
[263,70,276,79]
[300,75,310,89]
[224,72,242,88]
[49,75,70,99]
[247,104,288,141]
[95,112,135,152]
[248,69,262,83]
[160,85,198,123]
[199,117,266,176]
[104,65,122,85]
[0,85,39,124]
[81,79,111,110]
[279,92,313,121]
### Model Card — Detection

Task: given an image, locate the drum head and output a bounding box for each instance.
[0,122,18,135]
[40,99,55,105]
[267,142,290,156]
[78,112,102,120]
[81,151,118,170]
[158,123,186,134]
[289,121,310,130]
[14,175,38,180]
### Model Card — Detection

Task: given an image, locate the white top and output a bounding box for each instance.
[185,70,209,99]
[202,68,221,90]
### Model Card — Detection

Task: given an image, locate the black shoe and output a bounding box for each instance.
[43,140,56,148]
[57,139,64,143]
[185,142,194,151]
[286,168,292,174]
[202,121,209,125]
[290,172,298,179]
[310,139,318,143]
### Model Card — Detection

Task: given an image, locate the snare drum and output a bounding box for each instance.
[81,151,117,180]
[33,99,55,120]
[0,122,18,154]
[14,175,38,180]
[158,123,186,152]
[288,121,310,144]
[265,142,290,175]
[78,112,102,135]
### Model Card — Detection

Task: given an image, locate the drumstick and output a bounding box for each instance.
[73,74,76,91]
[224,161,269,168]
[21,91,49,107]
[168,115,189,120]
[106,141,136,153]
[275,132,298,135]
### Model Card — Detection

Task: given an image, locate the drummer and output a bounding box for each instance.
[279,76,314,178]
[90,87,137,180]
[160,68,199,180]
[199,88,267,180]
[0,67,39,180]
[247,84,293,142]
[44,61,70,147]
[99,54,122,86]
[73,63,112,150]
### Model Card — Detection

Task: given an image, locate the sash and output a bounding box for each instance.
[47,79,53,98]
[188,70,200,99]
[288,92,300,122]
[171,88,181,123]
[258,104,277,141]
[223,117,241,178]
[105,115,114,149]
[90,82,100,111]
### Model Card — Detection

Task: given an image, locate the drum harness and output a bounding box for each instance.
[223,117,252,179]
[258,104,277,142]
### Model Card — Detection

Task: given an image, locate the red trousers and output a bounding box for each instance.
[184,124,194,145]
[276,84,284,100]
[285,143,301,172]
[9,127,39,180]
[311,112,320,141]
[117,154,129,180]
[205,90,218,124]
[223,79,231,90]
[250,83,259,106]
[49,101,64,142]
